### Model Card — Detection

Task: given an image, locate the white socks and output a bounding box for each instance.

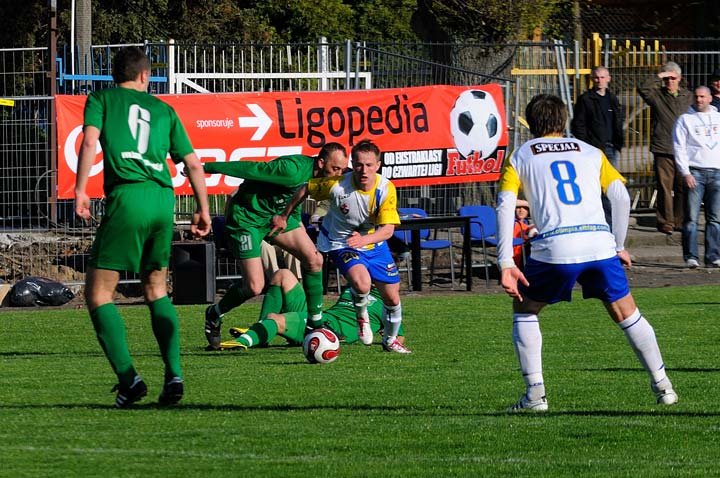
[383,303,402,342]
[512,313,545,401]
[618,308,668,384]
[351,289,369,321]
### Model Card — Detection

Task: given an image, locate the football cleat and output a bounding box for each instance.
[158,377,184,406]
[112,375,147,409]
[651,380,678,405]
[204,305,222,350]
[382,338,412,354]
[357,317,373,345]
[507,394,548,413]
[219,340,248,351]
[308,314,325,329]
[228,327,249,339]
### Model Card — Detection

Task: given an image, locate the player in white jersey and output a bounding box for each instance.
[273,139,410,354]
[496,94,677,412]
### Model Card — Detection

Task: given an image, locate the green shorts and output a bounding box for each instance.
[225,211,302,260]
[89,182,175,273]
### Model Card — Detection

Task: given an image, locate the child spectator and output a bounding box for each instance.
[513,199,537,268]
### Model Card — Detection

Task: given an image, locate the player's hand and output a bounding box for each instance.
[269,215,288,237]
[346,231,366,249]
[501,266,529,302]
[74,191,92,222]
[617,249,632,268]
[191,210,212,238]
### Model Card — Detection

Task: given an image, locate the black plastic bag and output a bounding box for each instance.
[9,276,75,306]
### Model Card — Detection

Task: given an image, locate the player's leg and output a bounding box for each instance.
[362,245,406,351]
[375,281,410,353]
[273,226,325,326]
[227,271,308,349]
[508,296,548,411]
[205,221,268,346]
[507,258,577,412]
[142,267,184,404]
[86,185,151,407]
[338,252,375,345]
[86,267,147,407]
[580,256,678,405]
[605,294,678,405]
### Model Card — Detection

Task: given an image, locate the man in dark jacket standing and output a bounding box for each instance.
[572,66,624,167]
[572,66,625,225]
[638,61,693,235]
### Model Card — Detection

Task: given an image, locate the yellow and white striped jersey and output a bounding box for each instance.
[308,172,400,252]
[499,136,626,264]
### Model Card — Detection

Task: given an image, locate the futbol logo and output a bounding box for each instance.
[340,203,350,215]
[449,89,502,159]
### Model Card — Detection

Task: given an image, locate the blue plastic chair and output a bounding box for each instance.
[458,205,525,286]
[394,207,456,288]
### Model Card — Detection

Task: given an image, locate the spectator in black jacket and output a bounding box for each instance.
[572,66,624,167]
[572,66,624,225]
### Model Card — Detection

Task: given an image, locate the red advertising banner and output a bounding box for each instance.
[56,84,507,199]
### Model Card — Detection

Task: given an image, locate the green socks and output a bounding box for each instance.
[259,284,283,320]
[149,296,183,381]
[218,281,255,315]
[238,318,279,348]
[90,303,137,387]
[303,269,324,321]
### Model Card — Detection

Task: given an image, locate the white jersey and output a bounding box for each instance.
[308,172,400,252]
[498,136,625,264]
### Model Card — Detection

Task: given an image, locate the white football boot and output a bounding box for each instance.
[507,394,548,413]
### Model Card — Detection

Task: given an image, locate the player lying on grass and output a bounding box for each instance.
[271,139,410,354]
[201,144,348,350]
[497,94,678,412]
[218,269,405,350]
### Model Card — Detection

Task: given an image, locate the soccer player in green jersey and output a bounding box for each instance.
[202,144,348,350]
[74,46,211,408]
[217,269,404,350]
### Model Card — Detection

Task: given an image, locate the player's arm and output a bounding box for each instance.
[347,182,400,248]
[600,155,631,265]
[182,152,212,237]
[347,223,395,249]
[203,157,306,187]
[74,125,100,221]
[496,159,529,300]
[269,183,310,236]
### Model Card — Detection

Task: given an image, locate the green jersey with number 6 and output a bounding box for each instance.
[83,87,194,195]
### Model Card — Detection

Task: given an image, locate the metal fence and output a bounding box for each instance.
[3,37,720,284]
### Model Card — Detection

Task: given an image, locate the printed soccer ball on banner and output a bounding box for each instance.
[449,89,502,159]
[303,328,341,364]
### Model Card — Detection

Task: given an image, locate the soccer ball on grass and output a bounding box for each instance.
[303,328,341,364]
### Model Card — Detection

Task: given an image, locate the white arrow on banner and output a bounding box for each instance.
[238,104,272,141]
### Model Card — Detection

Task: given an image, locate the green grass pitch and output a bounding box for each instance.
[1,285,718,477]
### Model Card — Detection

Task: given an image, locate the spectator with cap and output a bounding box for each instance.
[638,61,693,235]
